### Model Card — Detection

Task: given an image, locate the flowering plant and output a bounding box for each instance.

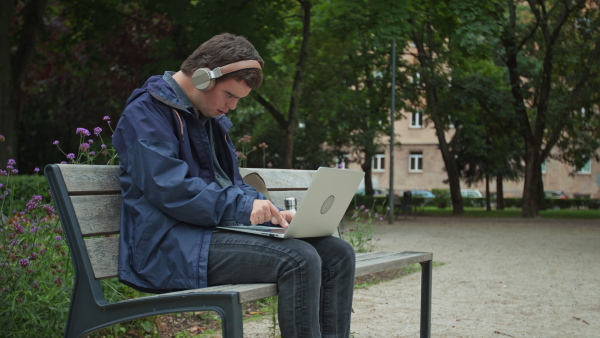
[0,156,71,336]
[53,116,118,165]
[340,203,384,253]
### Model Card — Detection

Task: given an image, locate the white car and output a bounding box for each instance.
[461,189,483,198]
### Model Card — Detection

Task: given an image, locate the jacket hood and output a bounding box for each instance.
[126,75,188,112]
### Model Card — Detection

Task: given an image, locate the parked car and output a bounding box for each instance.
[544,190,568,199]
[356,188,389,196]
[408,190,436,199]
[461,189,483,198]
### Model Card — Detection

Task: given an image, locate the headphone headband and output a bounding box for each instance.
[192,60,262,91]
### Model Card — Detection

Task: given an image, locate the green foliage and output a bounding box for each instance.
[1,175,50,215]
[431,189,451,209]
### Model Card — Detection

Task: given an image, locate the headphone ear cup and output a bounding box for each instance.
[192,68,214,91]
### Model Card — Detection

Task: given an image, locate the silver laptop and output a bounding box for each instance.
[217,167,364,238]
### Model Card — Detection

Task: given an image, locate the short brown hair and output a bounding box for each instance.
[181,33,264,89]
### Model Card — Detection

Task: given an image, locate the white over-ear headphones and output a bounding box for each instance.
[192,60,262,91]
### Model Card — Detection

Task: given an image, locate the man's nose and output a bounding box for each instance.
[227,98,238,110]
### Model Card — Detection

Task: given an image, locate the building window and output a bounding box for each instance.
[372,153,385,172]
[541,159,546,174]
[409,152,423,172]
[410,110,423,128]
[575,159,591,174]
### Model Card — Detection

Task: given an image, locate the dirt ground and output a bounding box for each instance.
[241,216,600,337]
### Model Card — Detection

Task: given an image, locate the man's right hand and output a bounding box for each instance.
[251,200,289,227]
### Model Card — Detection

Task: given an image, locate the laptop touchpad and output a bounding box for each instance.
[321,195,335,214]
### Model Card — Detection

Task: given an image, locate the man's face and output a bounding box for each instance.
[192,78,252,118]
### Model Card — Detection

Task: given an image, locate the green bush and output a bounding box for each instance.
[463,197,485,208]
[1,175,51,214]
[431,189,450,208]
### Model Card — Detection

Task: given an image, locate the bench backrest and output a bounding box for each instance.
[44,164,317,281]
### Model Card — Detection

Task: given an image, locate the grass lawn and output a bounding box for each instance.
[420,207,600,219]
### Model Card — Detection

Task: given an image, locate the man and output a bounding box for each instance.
[112,33,355,337]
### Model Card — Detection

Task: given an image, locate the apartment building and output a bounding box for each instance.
[347,111,600,199]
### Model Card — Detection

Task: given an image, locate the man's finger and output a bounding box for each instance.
[270,204,289,228]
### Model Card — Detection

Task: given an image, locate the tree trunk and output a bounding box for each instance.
[485,175,491,211]
[281,0,311,169]
[361,153,374,196]
[0,0,16,168]
[521,147,540,217]
[411,22,464,216]
[0,0,49,168]
[495,175,505,210]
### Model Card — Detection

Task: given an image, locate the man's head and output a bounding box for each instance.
[181,33,264,90]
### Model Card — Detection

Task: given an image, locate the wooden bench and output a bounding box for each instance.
[44,164,433,338]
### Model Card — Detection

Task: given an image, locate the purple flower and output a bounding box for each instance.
[26,195,42,210]
[94,127,102,136]
[15,224,25,234]
[33,280,39,289]
[55,236,62,241]
[29,252,39,260]
[53,140,59,145]
[79,143,90,151]
[66,153,76,160]
[89,151,96,156]
[379,217,384,221]
[60,161,67,164]
[33,167,40,173]
[101,144,107,149]
[103,116,111,121]
[19,259,30,268]
[76,128,91,136]
[11,169,18,174]
[88,139,94,144]
[42,205,55,214]
[7,159,16,165]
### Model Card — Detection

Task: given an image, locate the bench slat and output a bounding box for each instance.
[240,168,318,190]
[268,190,308,209]
[84,237,120,280]
[72,195,121,236]
[356,251,432,277]
[58,164,121,194]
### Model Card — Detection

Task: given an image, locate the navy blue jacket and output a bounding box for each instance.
[113,75,265,293]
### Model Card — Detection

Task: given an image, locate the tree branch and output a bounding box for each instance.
[253,92,287,127]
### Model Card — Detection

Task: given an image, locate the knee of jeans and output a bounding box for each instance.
[333,238,356,263]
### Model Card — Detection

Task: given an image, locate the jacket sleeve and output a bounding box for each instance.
[120,138,255,226]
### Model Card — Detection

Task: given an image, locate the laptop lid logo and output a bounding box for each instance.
[320,195,335,214]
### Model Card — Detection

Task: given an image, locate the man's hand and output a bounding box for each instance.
[251,200,290,228]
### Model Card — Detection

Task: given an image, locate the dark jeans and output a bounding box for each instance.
[207,231,356,338]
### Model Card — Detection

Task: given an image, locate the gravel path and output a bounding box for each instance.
[243,216,600,337]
